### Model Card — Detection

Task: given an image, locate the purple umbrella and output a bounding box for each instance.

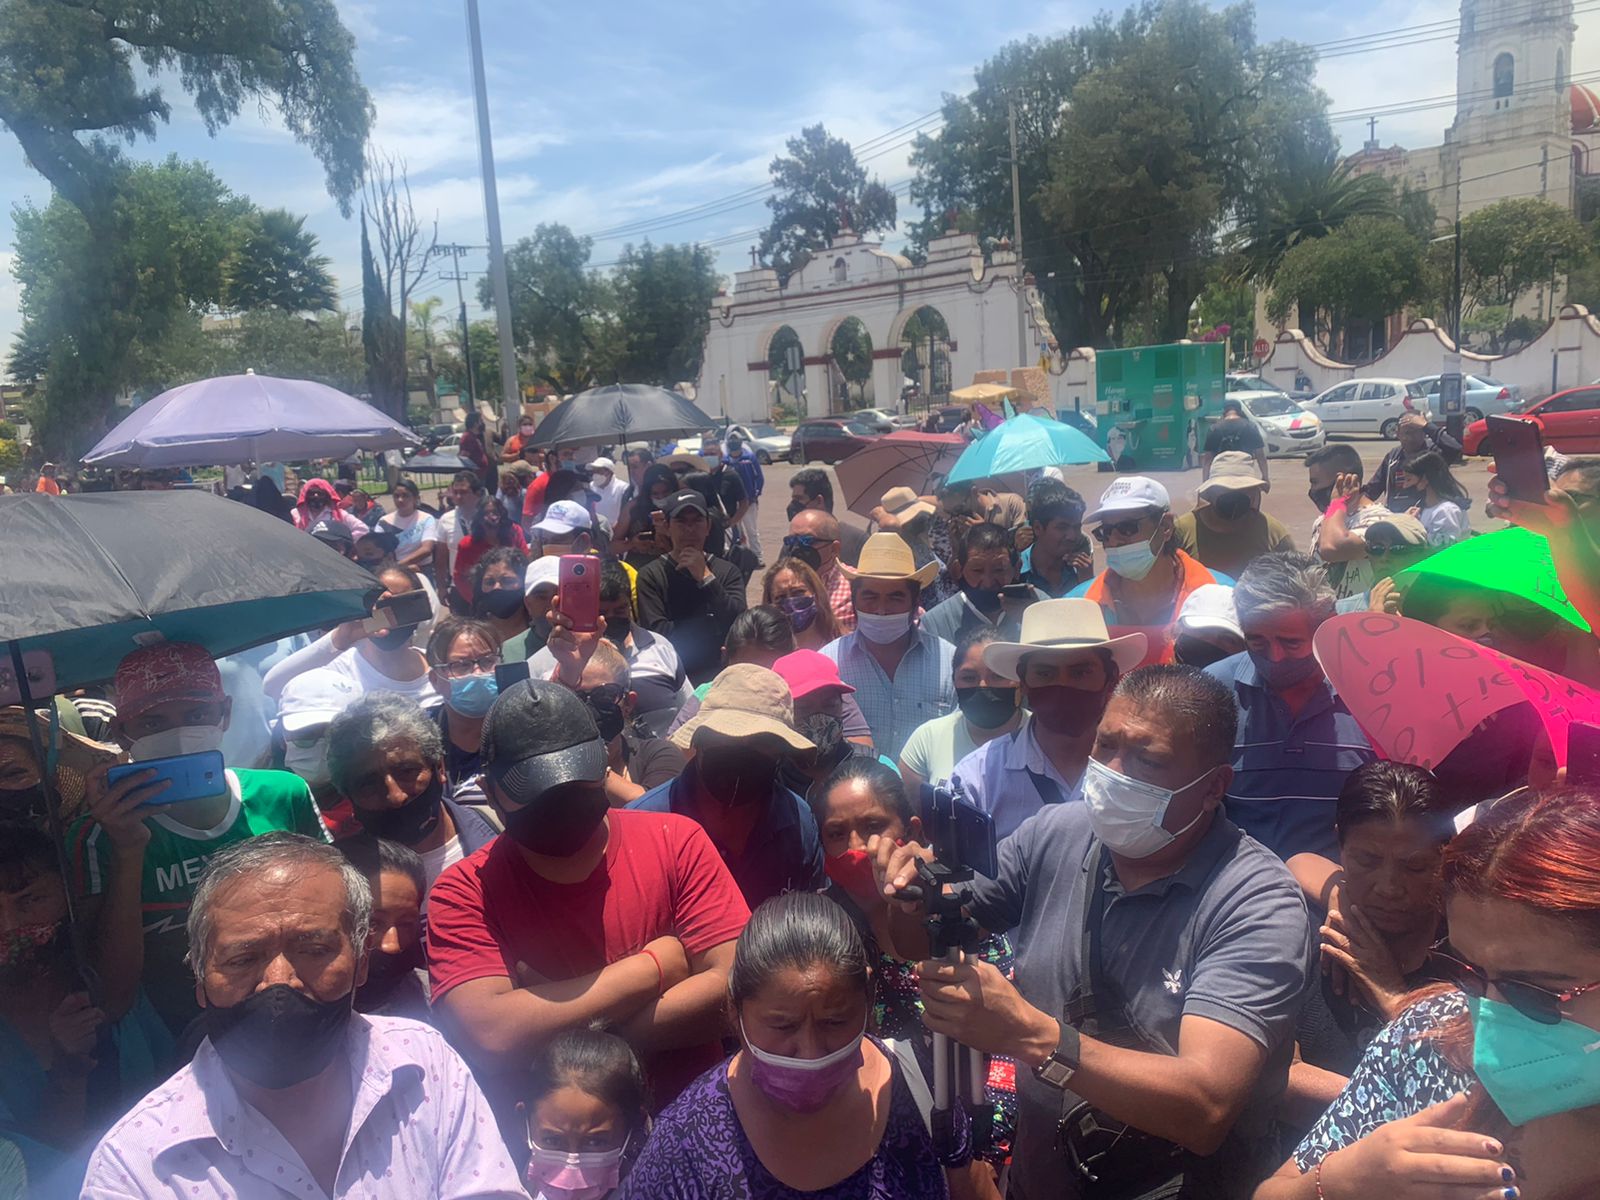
[81,371,420,468]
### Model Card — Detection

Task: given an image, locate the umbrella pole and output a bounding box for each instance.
[7,641,100,1004]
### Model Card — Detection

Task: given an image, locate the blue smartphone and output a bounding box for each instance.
[107,751,227,807]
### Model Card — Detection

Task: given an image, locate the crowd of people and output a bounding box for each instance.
[4,415,1600,1200]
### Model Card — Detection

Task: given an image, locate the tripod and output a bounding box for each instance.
[917,857,992,1159]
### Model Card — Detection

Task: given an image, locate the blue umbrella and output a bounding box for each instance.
[944,413,1109,484]
[81,371,419,468]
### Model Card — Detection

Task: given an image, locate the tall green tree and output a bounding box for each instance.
[485,223,613,387]
[610,241,720,385]
[1459,198,1589,321]
[1266,216,1427,358]
[830,319,873,407]
[759,125,897,283]
[225,209,336,313]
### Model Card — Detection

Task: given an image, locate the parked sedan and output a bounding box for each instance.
[1411,374,1522,423]
[847,408,899,433]
[1304,377,1429,438]
[725,422,792,465]
[1228,389,1325,457]
[1463,384,1600,456]
[791,419,879,464]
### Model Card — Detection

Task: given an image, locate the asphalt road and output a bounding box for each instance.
[744,436,1501,603]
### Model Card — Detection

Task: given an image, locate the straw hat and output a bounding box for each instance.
[880,486,935,523]
[0,707,121,817]
[670,664,816,753]
[838,532,940,587]
[1197,452,1267,499]
[983,598,1148,680]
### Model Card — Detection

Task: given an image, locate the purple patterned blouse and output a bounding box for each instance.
[618,1039,949,1199]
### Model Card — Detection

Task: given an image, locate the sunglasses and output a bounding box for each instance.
[577,684,626,708]
[1429,948,1600,1025]
[1090,518,1148,544]
[1365,541,1421,558]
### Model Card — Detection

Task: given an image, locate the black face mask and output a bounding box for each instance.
[698,746,779,806]
[368,625,417,652]
[1308,486,1334,512]
[585,697,626,743]
[961,584,1003,616]
[499,777,609,857]
[353,774,443,846]
[800,712,846,767]
[355,940,425,1011]
[1211,492,1253,521]
[1173,636,1236,670]
[202,983,353,1089]
[603,616,632,647]
[956,685,1019,730]
[786,499,806,521]
[476,587,525,620]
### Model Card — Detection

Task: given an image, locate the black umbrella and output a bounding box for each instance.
[528,384,719,450]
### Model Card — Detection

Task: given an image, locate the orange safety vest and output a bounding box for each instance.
[1082,549,1223,667]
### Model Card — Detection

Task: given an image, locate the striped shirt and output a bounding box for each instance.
[1205,652,1376,861]
[821,629,956,760]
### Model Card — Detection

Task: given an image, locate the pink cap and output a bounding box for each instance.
[114,642,223,720]
[772,649,856,701]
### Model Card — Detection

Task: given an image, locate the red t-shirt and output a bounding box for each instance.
[427,808,750,1101]
[521,471,552,521]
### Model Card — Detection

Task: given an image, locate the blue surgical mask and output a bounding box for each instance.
[1103,535,1160,581]
[1471,995,1600,1125]
[448,673,499,718]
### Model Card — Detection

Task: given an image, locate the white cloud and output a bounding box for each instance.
[368,83,563,176]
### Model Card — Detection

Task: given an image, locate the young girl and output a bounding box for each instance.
[1397,450,1471,545]
[523,1028,649,1200]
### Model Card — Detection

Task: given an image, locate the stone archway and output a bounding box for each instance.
[894,304,952,413]
[764,325,806,418]
[828,317,874,412]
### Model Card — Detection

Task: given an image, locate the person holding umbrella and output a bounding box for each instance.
[70,643,331,1038]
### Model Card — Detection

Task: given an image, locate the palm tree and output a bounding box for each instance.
[409,297,443,353]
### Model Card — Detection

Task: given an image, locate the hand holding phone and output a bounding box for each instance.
[1567,722,1600,784]
[557,554,600,632]
[1488,415,1548,506]
[105,751,226,809]
[362,588,432,636]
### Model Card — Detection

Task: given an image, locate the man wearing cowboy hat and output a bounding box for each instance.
[631,663,822,909]
[949,599,1147,841]
[820,532,956,760]
[1173,451,1296,580]
[875,486,956,610]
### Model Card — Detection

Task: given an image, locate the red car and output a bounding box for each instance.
[1463,384,1600,456]
[790,419,879,464]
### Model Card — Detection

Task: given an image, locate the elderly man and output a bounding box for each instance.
[920,522,1042,647]
[1174,451,1296,579]
[635,488,748,685]
[1070,476,1231,667]
[788,467,868,564]
[1206,552,1375,861]
[877,665,1314,1200]
[82,833,523,1198]
[631,663,823,908]
[950,598,1147,841]
[1365,411,1448,512]
[786,507,857,632]
[426,679,748,1111]
[820,532,956,760]
[71,642,329,1037]
[325,691,498,892]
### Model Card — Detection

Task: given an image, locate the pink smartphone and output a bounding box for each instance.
[558,554,600,632]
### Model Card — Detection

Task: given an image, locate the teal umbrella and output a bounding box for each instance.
[944,412,1109,484]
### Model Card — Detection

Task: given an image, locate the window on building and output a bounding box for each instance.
[832,258,848,283]
[1494,53,1515,99]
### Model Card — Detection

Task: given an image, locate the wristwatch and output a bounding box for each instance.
[1033,1019,1080,1090]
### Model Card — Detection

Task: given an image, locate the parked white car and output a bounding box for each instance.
[1304,377,1430,438]
[1227,388,1325,457]
[725,422,793,465]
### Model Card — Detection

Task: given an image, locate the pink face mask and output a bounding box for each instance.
[524,1141,624,1200]
[740,1017,866,1113]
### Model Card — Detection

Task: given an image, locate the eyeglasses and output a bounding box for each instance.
[436,652,500,679]
[1429,948,1600,1025]
[1090,518,1148,544]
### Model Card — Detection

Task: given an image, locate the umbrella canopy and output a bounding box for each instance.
[528,384,718,450]
[944,413,1110,485]
[401,451,474,475]
[0,491,380,690]
[950,382,1019,404]
[1396,527,1591,633]
[82,372,419,469]
[834,431,966,518]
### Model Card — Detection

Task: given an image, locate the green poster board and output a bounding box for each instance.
[1094,341,1226,471]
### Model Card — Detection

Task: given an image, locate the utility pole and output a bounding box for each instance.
[431,242,481,408]
[1008,100,1028,369]
[464,0,522,432]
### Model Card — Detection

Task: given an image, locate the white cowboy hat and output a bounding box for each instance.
[837,531,940,587]
[982,598,1148,681]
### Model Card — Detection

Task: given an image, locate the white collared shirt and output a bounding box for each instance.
[949,714,1084,842]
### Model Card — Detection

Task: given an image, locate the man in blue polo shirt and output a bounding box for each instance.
[1205,551,1375,861]
[630,663,824,908]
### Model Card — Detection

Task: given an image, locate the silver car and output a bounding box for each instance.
[1410,374,1523,423]
[725,422,792,465]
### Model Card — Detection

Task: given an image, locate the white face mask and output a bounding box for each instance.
[1081,756,1214,859]
[1103,530,1162,582]
[854,610,913,644]
[282,738,330,787]
[127,723,225,763]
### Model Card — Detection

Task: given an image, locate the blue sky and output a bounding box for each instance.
[2,0,1588,378]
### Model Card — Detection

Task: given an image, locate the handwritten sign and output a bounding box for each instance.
[1313,614,1600,768]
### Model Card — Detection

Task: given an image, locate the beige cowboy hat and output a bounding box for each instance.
[0,707,121,820]
[983,598,1148,681]
[838,531,940,587]
[1197,451,1268,500]
[880,486,935,523]
[671,664,817,754]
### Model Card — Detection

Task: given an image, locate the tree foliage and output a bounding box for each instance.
[759,125,897,283]
[830,318,873,406]
[609,241,720,385]
[485,223,610,386]
[1266,217,1427,356]
[1459,198,1589,318]
[224,209,336,313]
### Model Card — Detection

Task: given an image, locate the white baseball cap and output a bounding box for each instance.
[1086,476,1171,524]
[524,556,561,597]
[532,499,591,536]
[589,457,615,474]
[277,668,362,735]
[1176,584,1243,640]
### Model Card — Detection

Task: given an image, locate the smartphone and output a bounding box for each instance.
[1000,583,1036,602]
[107,751,227,807]
[558,554,600,632]
[0,650,55,707]
[495,661,531,692]
[1488,415,1548,505]
[363,588,432,635]
[1567,722,1600,784]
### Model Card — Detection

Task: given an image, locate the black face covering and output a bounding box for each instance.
[1211,492,1253,521]
[499,777,609,857]
[698,745,779,806]
[956,685,1019,730]
[355,941,425,1011]
[603,616,632,648]
[1308,486,1334,512]
[353,774,443,846]
[476,588,525,620]
[961,584,1003,616]
[368,625,417,652]
[1173,636,1236,670]
[203,983,353,1089]
[585,696,626,743]
[786,499,806,521]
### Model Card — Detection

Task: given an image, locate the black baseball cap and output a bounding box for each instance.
[307,515,354,551]
[481,680,606,804]
[663,489,708,518]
